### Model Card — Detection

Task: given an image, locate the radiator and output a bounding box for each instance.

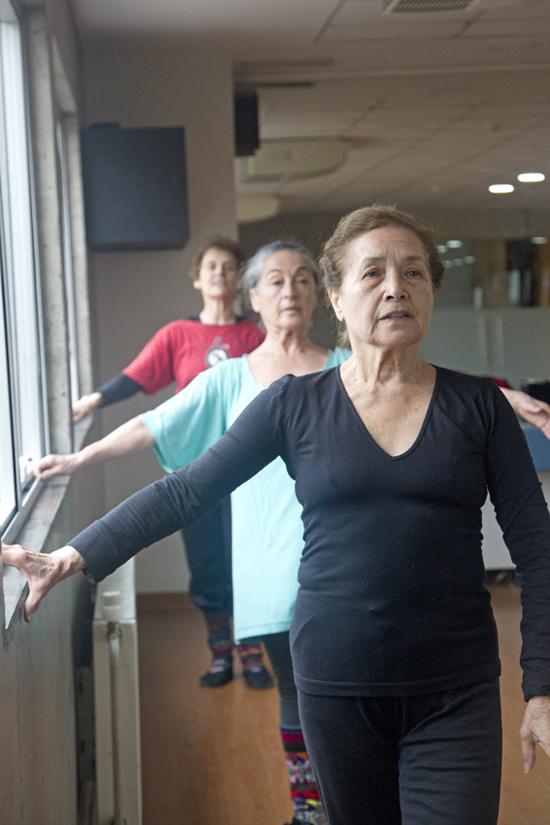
[93,558,142,825]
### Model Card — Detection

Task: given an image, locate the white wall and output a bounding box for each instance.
[83,48,238,593]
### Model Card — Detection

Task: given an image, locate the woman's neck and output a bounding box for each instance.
[247,326,328,388]
[255,326,316,358]
[344,343,428,390]
[199,296,236,325]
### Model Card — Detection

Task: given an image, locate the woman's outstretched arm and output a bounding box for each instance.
[5,377,287,620]
[34,417,154,480]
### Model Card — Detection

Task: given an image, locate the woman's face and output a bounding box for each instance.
[328,225,434,351]
[193,247,240,301]
[249,250,317,333]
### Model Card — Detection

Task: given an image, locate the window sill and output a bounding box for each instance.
[1,416,94,633]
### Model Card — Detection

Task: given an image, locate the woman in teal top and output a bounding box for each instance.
[141,342,348,641]
[30,240,348,825]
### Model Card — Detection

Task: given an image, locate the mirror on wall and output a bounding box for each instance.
[436,236,550,309]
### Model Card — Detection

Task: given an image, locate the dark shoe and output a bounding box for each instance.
[243,665,274,690]
[199,661,233,688]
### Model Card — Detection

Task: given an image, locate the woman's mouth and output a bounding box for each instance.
[380,310,412,321]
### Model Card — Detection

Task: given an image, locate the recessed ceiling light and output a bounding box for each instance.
[447,240,463,249]
[488,184,514,194]
[464,255,476,264]
[437,244,447,254]
[530,236,548,245]
[518,172,545,183]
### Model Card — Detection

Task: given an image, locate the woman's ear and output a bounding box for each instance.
[249,288,260,313]
[327,288,343,321]
[192,278,202,293]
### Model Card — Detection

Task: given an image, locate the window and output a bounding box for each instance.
[0,257,16,526]
[0,1,46,531]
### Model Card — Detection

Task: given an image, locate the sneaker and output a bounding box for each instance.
[285,815,327,825]
[243,665,274,690]
[199,659,233,688]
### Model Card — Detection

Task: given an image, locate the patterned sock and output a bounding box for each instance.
[236,642,265,673]
[204,611,233,673]
[281,725,326,825]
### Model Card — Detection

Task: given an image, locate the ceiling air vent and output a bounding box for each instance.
[383,0,478,13]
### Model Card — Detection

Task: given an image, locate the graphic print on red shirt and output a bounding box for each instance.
[123,318,264,395]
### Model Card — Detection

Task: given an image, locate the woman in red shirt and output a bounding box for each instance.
[72,235,270,689]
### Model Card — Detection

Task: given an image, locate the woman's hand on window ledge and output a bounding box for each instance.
[72,391,102,422]
[33,452,82,480]
[1,543,86,621]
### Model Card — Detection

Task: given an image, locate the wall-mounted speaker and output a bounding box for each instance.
[234,93,259,157]
[81,124,189,252]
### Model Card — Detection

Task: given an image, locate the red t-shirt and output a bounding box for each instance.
[123,319,264,394]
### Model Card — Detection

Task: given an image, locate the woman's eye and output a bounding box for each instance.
[406,269,422,278]
[363,269,379,279]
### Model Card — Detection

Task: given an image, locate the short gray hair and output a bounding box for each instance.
[242,240,319,291]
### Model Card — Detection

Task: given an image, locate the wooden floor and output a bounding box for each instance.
[137,585,550,825]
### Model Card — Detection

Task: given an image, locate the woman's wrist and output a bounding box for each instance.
[52,545,86,578]
[89,392,103,410]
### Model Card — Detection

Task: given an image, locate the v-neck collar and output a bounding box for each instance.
[335,364,440,461]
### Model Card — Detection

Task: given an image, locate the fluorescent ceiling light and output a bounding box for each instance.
[517,172,545,183]
[530,236,548,245]
[447,240,463,249]
[488,184,514,194]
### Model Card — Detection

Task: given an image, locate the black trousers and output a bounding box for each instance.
[298,679,502,825]
[263,631,300,727]
[180,497,233,615]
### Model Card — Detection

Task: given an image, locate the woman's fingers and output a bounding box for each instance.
[33,454,75,479]
[2,543,64,621]
[520,696,550,773]
[33,454,57,478]
[514,393,550,438]
[521,726,537,773]
[72,392,102,422]
[72,394,94,421]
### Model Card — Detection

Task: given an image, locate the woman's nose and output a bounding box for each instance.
[383,271,408,299]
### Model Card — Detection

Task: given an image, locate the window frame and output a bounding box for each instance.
[0,0,48,536]
[56,114,80,406]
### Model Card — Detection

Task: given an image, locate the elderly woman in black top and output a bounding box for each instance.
[5,205,550,825]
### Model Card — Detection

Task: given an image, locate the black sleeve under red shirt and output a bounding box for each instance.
[70,366,550,701]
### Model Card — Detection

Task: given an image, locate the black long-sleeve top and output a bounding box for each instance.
[70,366,550,700]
